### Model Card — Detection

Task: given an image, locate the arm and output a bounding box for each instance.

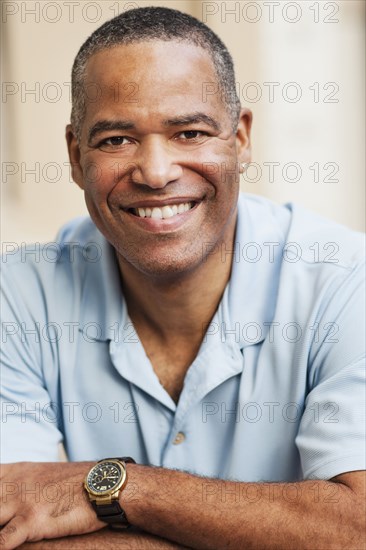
[1,462,365,550]
[123,465,366,549]
[0,463,185,550]
[17,528,187,549]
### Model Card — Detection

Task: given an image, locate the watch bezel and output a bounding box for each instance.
[84,459,127,497]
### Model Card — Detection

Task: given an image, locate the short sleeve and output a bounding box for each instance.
[0,259,62,462]
[296,262,366,479]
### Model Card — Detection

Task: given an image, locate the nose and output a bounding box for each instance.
[130,136,183,189]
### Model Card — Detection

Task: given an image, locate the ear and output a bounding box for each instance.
[65,124,85,190]
[235,108,253,167]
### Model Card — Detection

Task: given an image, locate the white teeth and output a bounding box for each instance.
[151,207,163,219]
[134,202,193,219]
[161,205,174,218]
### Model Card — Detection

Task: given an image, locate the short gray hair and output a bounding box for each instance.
[71,6,241,141]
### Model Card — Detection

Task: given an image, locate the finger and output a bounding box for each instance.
[0,516,29,550]
[0,507,16,529]
[0,481,20,526]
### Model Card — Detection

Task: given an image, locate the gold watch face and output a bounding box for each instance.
[85,460,126,496]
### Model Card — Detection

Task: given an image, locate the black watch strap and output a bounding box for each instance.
[92,499,129,525]
[93,456,136,527]
[106,456,136,464]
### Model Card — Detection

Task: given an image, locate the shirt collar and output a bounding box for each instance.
[227,193,290,349]
[77,223,125,342]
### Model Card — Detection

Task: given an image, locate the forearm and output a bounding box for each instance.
[17,527,188,549]
[122,465,365,550]
[1,462,364,550]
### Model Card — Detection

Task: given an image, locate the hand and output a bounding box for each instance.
[0,462,105,549]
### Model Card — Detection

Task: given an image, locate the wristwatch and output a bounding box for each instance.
[84,457,136,527]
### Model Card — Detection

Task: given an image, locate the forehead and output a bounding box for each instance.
[82,40,227,123]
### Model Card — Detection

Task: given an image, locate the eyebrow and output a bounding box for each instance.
[87,112,222,143]
[162,113,221,132]
[88,120,135,143]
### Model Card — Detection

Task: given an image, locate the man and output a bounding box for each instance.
[1,6,365,549]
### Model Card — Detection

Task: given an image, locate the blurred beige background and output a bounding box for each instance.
[1,0,365,244]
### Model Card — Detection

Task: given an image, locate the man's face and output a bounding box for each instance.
[67,41,251,278]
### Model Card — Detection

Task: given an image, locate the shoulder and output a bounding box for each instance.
[238,192,365,269]
[0,217,109,315]
[232,194,365,346]
[1,217,102,273]
[284,202,364,268]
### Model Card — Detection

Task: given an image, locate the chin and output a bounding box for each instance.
[120,247,204,280]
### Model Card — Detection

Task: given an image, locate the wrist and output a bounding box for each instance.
[119,463,145,526]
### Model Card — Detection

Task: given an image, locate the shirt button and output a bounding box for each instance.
[173,432,186,445]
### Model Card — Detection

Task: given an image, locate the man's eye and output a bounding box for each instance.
[177,131,207,141]
[98,136,133,149]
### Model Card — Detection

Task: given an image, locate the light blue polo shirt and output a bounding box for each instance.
[1,193,365,482]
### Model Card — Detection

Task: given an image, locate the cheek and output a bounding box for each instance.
[190,142,240,186]
[82,157,120,198]
[200,163,240,189]
[197,162,240,196]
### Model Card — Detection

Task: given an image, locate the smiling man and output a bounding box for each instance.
[66,35,250,405]
[1,6,365,550]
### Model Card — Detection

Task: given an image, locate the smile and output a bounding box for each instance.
[131,202,194,219]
